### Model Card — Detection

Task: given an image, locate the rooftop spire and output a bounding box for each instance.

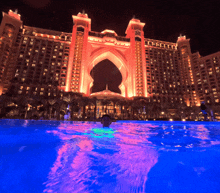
[8,9,21,20]
[177,34,187,42]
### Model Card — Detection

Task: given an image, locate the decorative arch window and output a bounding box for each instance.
[135,37,141,41]
[77,26,84,32]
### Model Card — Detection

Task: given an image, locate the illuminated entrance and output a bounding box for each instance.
[82,49,129,97]
[66,12,148,98]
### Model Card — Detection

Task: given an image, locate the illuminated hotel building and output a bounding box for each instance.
[191,52,220,104]
[0,10,219,106]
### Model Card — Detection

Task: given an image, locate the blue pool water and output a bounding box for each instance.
[0,119,220,193]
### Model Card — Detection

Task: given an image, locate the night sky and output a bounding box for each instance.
[1,0,220,56]
[90,59,122,94]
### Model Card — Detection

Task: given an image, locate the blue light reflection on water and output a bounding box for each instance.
[0,119,220,193]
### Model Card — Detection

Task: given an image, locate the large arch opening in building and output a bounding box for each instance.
[85,50,129,97]
[90,59,122,94]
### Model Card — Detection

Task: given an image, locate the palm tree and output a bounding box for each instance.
[110,97,120,115]
[131,99,140,120]
[90,97,97,120]
[37,95,49,119]
[63,92,73,118]
[5,77,20,97]
[0,94,12,117]
[124,98,133,119]
[62,91,82,120]
[131,97,148,120]
[160,99,170,120]
[176,101,187,120]
[79,96,91,120]
[212,104,220,121]
[15,95,29,118]
[101,99,112,114]
[47,97,57,119]
[116,98,129,119]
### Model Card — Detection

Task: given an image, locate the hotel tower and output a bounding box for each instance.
[0,10,219,107]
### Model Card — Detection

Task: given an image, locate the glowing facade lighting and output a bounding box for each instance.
[0,9,219,110]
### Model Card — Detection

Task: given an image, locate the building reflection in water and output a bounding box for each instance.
[43,122,158,193]
[108,124,158,192]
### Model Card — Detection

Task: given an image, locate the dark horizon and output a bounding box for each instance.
[1,0,220,56]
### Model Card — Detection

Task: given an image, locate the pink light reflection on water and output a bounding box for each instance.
[44,123,95,193]
[43,122,159,192]
[109,123,158,192]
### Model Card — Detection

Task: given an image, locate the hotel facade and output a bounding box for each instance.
[0,10,220,107]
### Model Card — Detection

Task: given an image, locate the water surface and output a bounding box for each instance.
[0,119,220,193]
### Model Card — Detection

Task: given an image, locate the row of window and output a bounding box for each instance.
[70,33,84,92]
[145,40,176,50]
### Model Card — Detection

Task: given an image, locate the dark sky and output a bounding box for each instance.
[1,0,220,56]
[90,59,122,94]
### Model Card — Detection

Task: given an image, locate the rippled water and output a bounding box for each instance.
[0,119,220,193]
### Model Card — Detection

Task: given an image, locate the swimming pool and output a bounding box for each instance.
[0,119,220,193]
